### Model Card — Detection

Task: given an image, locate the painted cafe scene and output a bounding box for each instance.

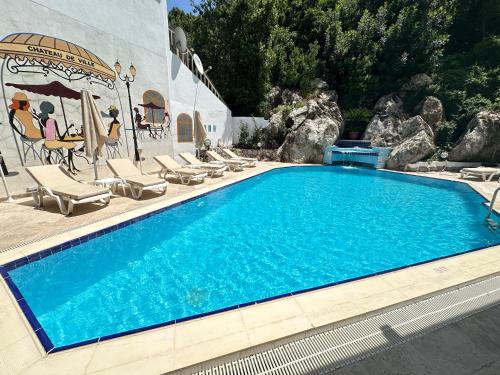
[0,25,233,199]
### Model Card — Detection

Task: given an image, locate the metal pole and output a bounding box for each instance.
[59,97,69,132]
[126,81,140,162]
[0,156,14,202]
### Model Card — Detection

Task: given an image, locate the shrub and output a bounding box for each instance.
[344,108,372,123]
[434,121,458,149]
[249,126,264,149]
[344,108,372,133]
[238,123,250,148]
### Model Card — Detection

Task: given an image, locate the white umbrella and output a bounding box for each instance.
[194,110,207,149]
[81,90,108,179]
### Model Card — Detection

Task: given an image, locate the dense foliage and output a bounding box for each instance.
[169,0,500,129]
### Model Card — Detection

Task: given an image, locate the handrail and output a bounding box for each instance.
[168,28,226,104]
[486,187,500,219]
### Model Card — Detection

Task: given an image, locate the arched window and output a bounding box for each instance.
[177,113,193,143]
[142,90,166,124]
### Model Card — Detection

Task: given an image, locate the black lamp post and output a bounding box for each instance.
[114,60,140,162]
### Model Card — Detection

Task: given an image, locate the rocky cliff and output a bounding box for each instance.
[266,81,344,163]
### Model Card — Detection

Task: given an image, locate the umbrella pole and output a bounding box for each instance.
[93,150,98,180]
[0,156,15,202]
[59,97,69,133]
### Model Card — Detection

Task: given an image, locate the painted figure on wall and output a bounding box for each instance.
[107,105,121,142]
[37,101,78,173]
[105,105,121,158]
[8,92,44,163]
[134,107,153,137]
[8,92,43,139]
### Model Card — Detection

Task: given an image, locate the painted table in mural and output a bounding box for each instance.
[62,135,90,165]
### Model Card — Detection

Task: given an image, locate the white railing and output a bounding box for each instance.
[487,187,500,219]
[168,28,225,104]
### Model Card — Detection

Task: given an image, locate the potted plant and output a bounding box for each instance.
[344,108,372,140]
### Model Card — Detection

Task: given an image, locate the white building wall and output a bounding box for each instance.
[232,117,268,144]
[167,53,233,160]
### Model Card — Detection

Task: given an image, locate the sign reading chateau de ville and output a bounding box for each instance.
[25,45,96,67]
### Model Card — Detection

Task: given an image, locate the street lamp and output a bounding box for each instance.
[114,60,140,162]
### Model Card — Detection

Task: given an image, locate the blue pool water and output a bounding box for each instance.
[6,166,499,349]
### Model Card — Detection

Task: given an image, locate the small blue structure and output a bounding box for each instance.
[323,140,391,169]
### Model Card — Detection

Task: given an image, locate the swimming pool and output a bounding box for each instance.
[2,166,498,352]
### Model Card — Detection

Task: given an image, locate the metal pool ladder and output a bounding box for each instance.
[486,187,500,231]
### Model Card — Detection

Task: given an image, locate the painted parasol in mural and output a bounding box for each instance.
[0,33,115,85]
[0,33,117,166]
[6,81,100,132]
[138,102,164,126]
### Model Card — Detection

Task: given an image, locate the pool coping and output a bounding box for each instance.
[1,164,500,374]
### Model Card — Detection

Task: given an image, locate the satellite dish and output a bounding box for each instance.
[174,27,187,54]
[193,53,204,75]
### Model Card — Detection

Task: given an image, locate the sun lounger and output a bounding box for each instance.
[154,155,207,185]
[460,167,500,182]
[25,164,111,215]
[206,150,247,171]
[178,152,227,177]
[106,158,168,199]
[221,148,257,167]
[404,161,430,172]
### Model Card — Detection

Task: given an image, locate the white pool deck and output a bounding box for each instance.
[0,163,499,375]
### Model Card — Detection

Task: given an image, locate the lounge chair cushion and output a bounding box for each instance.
[125,174,166,187]
[26,165,109,200]
[107,159,141,178]
[178,152,201,165]
[462,167,499,174]
[207,151,246,166]
[174,167,206,176]
[223,148,257,162]
[51,184,109,200]
[154,155,204,176]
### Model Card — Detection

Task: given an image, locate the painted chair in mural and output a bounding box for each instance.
[105,106,122,159]
[134,107,153,140]
[8,92,44,163]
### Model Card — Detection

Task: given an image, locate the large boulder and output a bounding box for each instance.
[265,86,282,108]
[281,89,303,105]
[373,93,406,117]
[363,94,407,147]
[449,111,500,162]
[278,90,343,163]
[386,116,436,168]
[416,96,443,127]
[364,89,438,168]
[399,73,432,95]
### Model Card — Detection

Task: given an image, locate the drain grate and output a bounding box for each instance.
[175,274,500,375]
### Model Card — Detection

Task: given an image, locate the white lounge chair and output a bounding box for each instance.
[221,148,257,167]
[404,161,430,172]
[107,158,168,199]
[206,150,247,171]
[154,155,207,185]
[25,164,111,215]
[178,152,227,177]
[460,167,500,182]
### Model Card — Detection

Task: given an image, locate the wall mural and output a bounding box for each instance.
[133,90,170,140]
[0,33,117,170]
